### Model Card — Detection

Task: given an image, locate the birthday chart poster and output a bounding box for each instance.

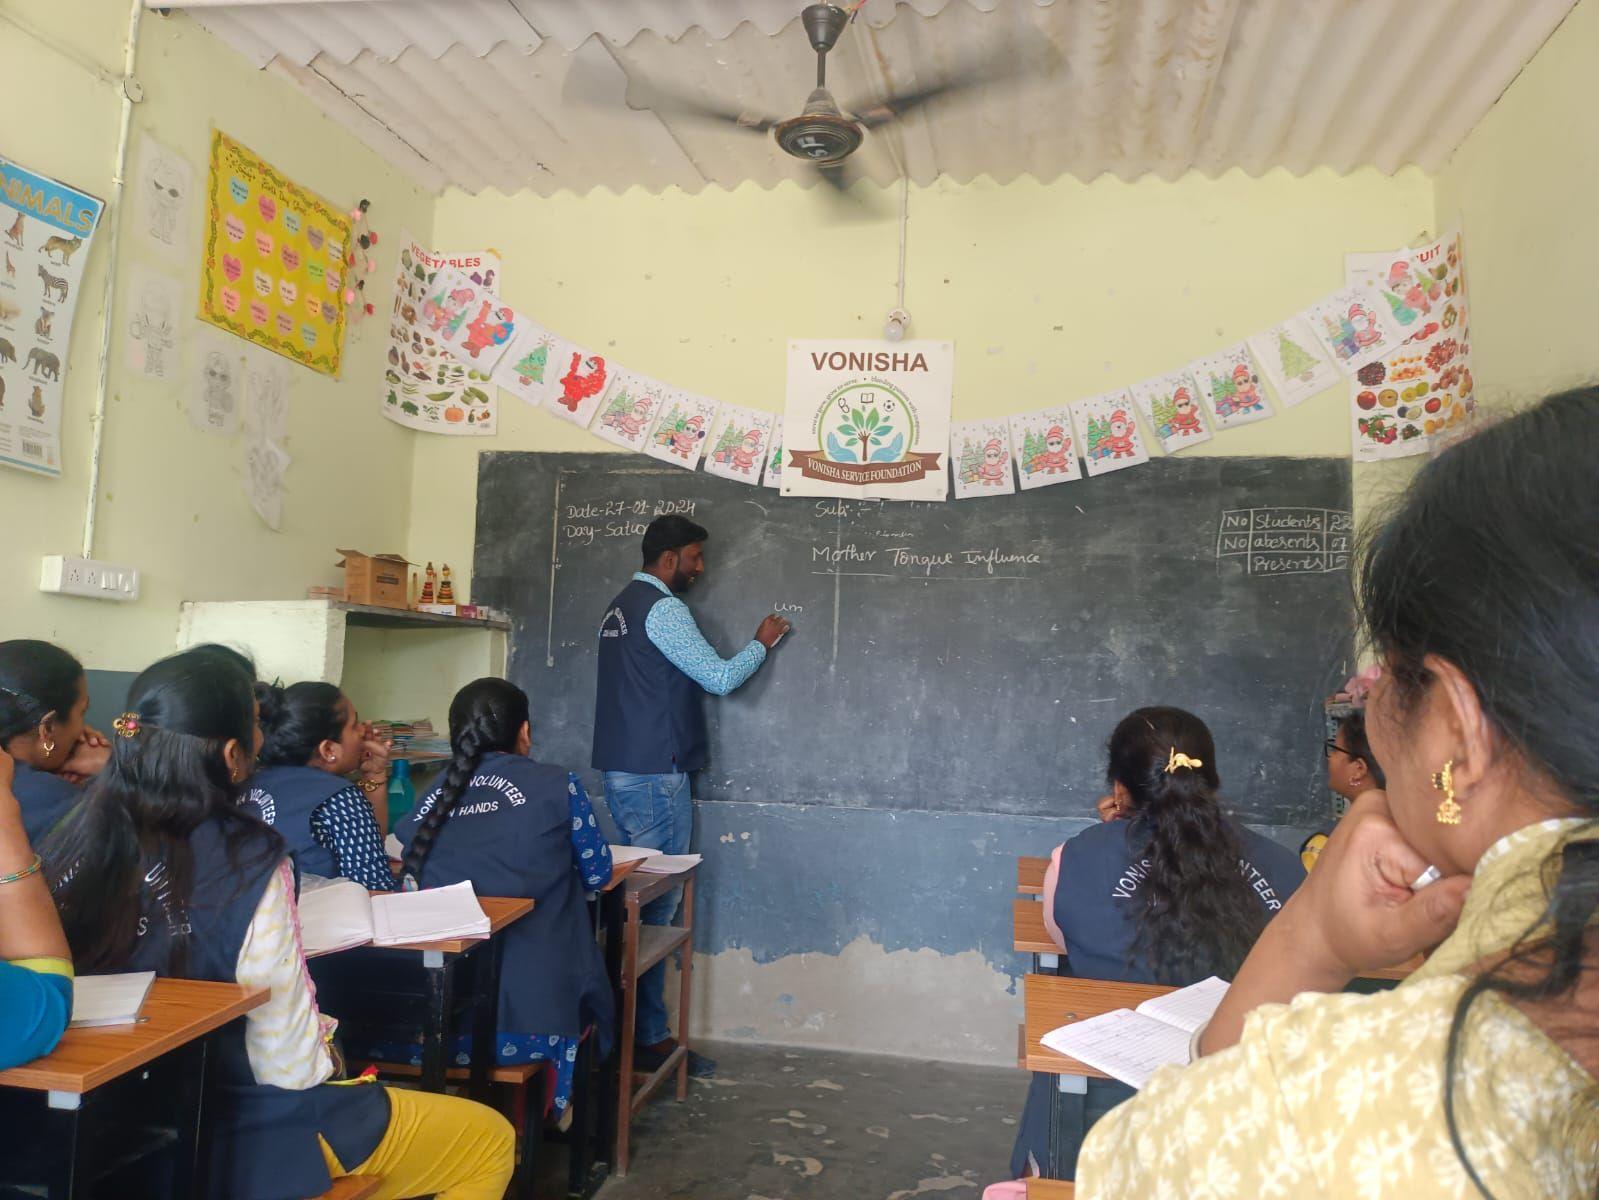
[198,130,352,376]
[0,155,104,478]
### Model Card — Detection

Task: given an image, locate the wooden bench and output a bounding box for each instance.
[1027,1179,1075,1198]
[1013,898,1063,973]
[1017,855,1048,897]
[316,1177,383,1200]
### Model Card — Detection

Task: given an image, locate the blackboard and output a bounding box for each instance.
[473,452,1354,826]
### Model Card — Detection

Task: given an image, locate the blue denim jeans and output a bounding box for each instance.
[602,770,692,1046]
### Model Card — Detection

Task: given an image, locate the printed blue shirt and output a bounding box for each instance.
[634,572,765,696]
[307,784,399,892]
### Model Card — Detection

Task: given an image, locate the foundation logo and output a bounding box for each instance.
[783,340,953,502]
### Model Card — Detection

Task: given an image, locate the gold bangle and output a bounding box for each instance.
[0,854,43,885]
[358,777,386,793]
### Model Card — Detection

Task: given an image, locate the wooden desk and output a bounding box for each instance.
[1018,855,1048,897]
[385,894,534,955]
[0,979,267,1199]
[1013,899,1063,974]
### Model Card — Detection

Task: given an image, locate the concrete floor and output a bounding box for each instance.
[593,1042,1023,1200]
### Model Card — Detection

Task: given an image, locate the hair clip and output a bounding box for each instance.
[112,713,142,738]
[1164,747,1204,774]
[1342,664,1384,709]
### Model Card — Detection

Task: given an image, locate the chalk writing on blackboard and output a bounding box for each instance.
[1216,508,1352,576]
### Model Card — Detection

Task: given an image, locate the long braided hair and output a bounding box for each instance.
[401,677,529,887]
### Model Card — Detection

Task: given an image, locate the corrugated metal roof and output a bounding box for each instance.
[185,0,1578,196]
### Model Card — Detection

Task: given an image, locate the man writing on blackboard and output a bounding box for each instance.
[593,515,790,1075]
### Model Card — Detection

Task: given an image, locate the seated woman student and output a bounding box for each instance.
[1001,707,1305,1186]
[249,681,397,891]
[378,677,614,1119]
[0,747,73,1071]
[43,650,514,1200]
[1072,389,1599,1198]
[1301,706,1388,869]
[0,640,111,844]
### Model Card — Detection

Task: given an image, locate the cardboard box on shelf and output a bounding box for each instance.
[336,549,411,609]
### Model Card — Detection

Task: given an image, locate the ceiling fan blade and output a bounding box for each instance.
[851,46,1058,130]
[622,79,781,133]
[812,158,861,194]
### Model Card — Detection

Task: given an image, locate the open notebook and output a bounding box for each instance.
[1039,976,1229,1089]
[71,971,156,1028]
[297,878,490,955]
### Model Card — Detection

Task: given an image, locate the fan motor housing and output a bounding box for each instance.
[774,89,863,164]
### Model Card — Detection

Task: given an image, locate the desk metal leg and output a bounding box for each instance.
[420,949,454,1095]
[1044,1073,1088,1180]
[40,1096,91,1200]
[168,1038,211,1198]
[468,939,504,1106]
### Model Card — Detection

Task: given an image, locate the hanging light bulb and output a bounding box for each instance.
[883,308,911,342]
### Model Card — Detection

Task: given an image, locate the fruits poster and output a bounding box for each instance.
[381,234,500,435]
[0,154,103,478]
[1348,232,1474,462]
[198,131,351,376]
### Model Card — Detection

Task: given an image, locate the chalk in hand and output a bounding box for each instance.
[1410,865,1441,890]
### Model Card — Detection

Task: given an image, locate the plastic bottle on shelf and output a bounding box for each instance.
[387,758,416,832]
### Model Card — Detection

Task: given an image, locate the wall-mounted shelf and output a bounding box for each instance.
[333,601,510,632]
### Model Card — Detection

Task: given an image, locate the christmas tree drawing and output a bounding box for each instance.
[1275,329,1321,382]
[512,341,548,384]
[654,403,688,445]
[1021,429,1045,473]
[1086,416,1111,457]
[711,421,743,462]
[1150,394,1178,436]
[599,385,633,426]
[958,438,982,484]
[1377,289,1418,326]
[1209,371,1238,413]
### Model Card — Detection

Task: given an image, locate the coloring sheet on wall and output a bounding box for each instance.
[0,154,104,477]
[762,430,783,489]
[704,403,776,485]
[1245,318,1339,408]
[1303,286,1400,375]
[245,349,292,443]
[244,433,290,530]
[645,391,719,470]
[1345,248,1437,339]
[1129,370,1214,453]
[1350,232,1474,463]
[124,262,183,382]
[132,134,193,261]
[1072,390,1149,477]
[382,237,499,435]
[591,370,670,452]
[491,322,568,409]
[1191,344,1272,429]
[190,331,242,435]
[950,419,1016,498]
[1008,407,1081,488]
[544,347,610,427]
[430,268,518,374]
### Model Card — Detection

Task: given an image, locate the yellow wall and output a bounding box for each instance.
[1435,0,1597,399]
[415,169,1433,596]
[0,2,433,671]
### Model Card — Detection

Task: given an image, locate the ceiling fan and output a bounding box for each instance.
[616,3,1039,192]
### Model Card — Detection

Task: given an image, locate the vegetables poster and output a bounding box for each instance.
[198,131,351,376]
[381,235,500,435]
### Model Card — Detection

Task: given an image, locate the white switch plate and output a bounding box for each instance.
[39,555,140,602]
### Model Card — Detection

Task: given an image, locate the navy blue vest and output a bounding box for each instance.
[399,753,614,1051]
[14,763,80,845]
[592,578,708,774]
[126,816,389,1200]
[244,764,347,880]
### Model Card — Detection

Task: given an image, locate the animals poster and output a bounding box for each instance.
[427,266,518,374]
[950,419,1016,498]
[703,403,776,485]
[490,322,568,409]
[762,430,783,489]
[189,331,243,435]
[591,370,669,453]
[645,391,719,471]
[1350,232,1474,462]
[124,262,183,382]
[381,236,499,435]
[782,340,953,502]
[198,131,351,376]
[1007,406,1081,488]
[1303,286,1400,376]
[1071,390,1149,477]
[0,154,104,477]
[1245,318,1339,408]
[1191,344,1273,429]
[1129,370,1214,453]
[543,346,610,427]
[132,135,193,261]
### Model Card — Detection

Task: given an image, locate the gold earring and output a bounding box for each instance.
[1432,759,1462,825]
[41,738,55,755]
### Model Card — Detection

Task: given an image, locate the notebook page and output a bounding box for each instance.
[370,881,490,945]
[635,853,702,875]
[1040,1008,1192,1089]
[296,879,376,956]
[1133,976,1229,1034]
[71,971,156,1028]
[609,845,663,865]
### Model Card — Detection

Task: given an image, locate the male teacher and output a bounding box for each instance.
[593,515,790,1074]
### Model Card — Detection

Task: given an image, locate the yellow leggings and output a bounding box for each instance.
[320,1085,515,1200]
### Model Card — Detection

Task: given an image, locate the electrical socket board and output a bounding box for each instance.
[39,555,140,602]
